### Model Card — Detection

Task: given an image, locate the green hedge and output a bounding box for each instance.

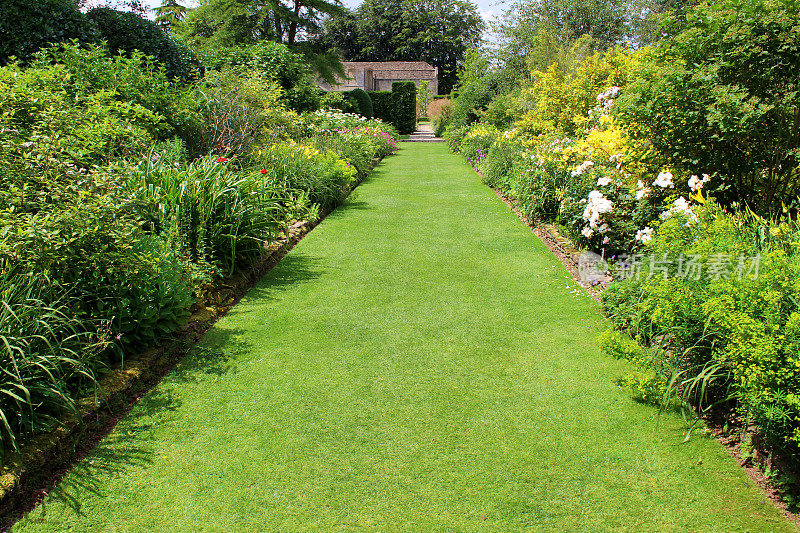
[344,88,373,118]
[392,81,416,135]
[369,90,395,125]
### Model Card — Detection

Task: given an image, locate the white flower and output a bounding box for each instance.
[635,226,654,243]
[581,227,595,239]
[653,171,674,188]
[598,223,610,234]
[688,173,711,192]
[571,160,595,177]
[602,236,611,244]
[608,153,624,163]
[661,196,699,223]
[635,180,650,200]
[582,190,614,228]
[597,176,612,187]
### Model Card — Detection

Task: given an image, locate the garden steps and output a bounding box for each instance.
[403,122,445,142]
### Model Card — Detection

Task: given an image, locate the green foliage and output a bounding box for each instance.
[178,0,344,47]
[86,8,201,81]
[28,43,205,152]
[154,0,188,33]
[445,50,497,131]
[252,142,357,210]
[344,88,374,118]
[368,90,395,126]
[129,154,286,276]
[322,0,484,94]
[0,0,98,66]
[0,269,104,454]
[200,41,322,112]
[392,81,417,135]
[602,202,800,456]
[615,0,800,214]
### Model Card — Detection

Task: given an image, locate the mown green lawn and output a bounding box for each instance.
[15,143,795,531]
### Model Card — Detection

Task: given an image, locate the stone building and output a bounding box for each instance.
[319,61,438,95]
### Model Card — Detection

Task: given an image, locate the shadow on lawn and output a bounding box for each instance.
[37,328,250,520]
[245,253,325,302]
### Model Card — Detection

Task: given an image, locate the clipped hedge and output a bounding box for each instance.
[369,90,395,125]
[344,88,373,118]
[392,81,417,134]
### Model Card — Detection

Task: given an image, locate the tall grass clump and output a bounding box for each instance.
[0,268,105,457]
[129,154,286,277]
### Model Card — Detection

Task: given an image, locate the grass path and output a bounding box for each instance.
[15,143,794,531]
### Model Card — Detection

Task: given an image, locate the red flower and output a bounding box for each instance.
[216,156,230,163]
[260,169,268,174]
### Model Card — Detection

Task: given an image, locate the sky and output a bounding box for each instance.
[140,0,509,36]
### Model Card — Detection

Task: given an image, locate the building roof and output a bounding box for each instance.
[342,61,437,73]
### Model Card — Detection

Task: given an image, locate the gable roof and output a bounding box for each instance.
[342,61,437,73]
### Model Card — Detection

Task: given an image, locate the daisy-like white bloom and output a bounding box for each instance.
[582,227,595,238]
[635,180,650,200]
[597,176,612,187]
[635,226,654,243]
[653,171,674,188]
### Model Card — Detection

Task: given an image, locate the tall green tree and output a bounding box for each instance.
[154,0,187,33]
[321,0,485,94]
[178,0,345,49]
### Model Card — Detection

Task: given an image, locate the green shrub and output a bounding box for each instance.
[253,142,357,210]
[29,43,204,150]
[0,59,160,170]
[0,0,98,66]
[602,202,800,456]
[200,42,321,112]
[86,8,201,81]
[344,88,374,118]
[368,90,396,125]
[391,81,417,135]
[615,0,800,214]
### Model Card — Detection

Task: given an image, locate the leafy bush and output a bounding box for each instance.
[200,42,322,112]
[601,202,800,457]
[615,0,800,214]
[0,0,97,66]
[345,88,374,118]
[86,8,201,81]
[29,43,205,152]
[309,127,398,178]
[253,142,357,210]
[392,81,417,134]
[0,59,160,169]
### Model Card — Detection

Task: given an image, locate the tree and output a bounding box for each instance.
[154,0,187,33]
[0,0,98,65]
[178,0,345,49]
[321,0,485,94]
